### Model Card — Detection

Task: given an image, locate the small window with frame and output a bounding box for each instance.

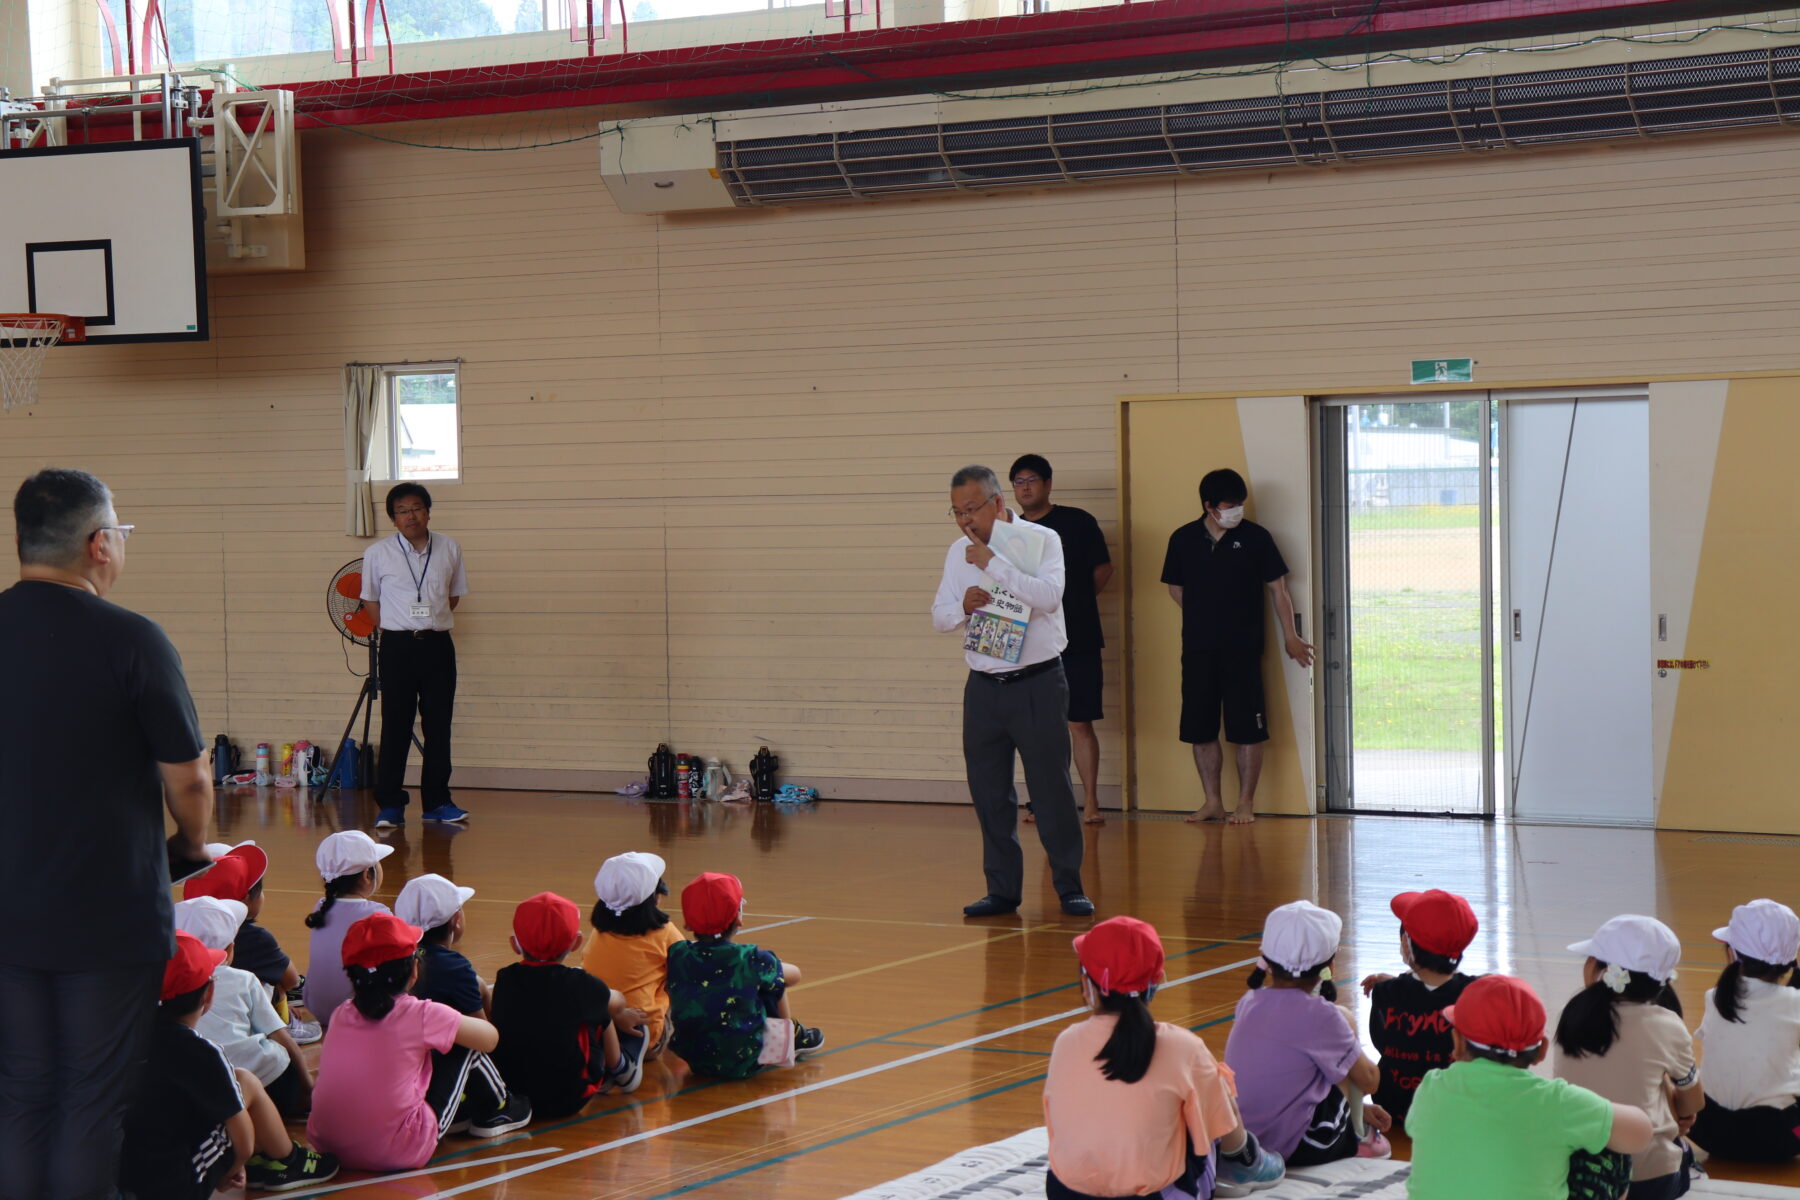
[369,363,461,483]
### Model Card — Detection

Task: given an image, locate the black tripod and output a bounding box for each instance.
[328,634,423,790]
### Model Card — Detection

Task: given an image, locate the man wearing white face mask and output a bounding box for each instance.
[1160,468,1312,824]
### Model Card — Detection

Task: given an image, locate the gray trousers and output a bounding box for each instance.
[962,663,1085,901]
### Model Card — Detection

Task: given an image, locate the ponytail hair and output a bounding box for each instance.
[306,870,370,929]
[1091,988,1158,1084]
[1555,962,1682,1058]
[1713,953,1800,1023]
[1247,958,1337,1003]
[348,955,415,1020]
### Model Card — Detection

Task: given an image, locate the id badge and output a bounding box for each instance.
[409,603,433,620]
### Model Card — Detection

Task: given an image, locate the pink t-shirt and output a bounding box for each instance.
[1043,1016,1241,1196]
[306,994,462,1171]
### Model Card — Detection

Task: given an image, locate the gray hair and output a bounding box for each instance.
[14,468,112,567]
[950,465,1002,499]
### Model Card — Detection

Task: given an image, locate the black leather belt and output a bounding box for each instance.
[385,629,451,639]
[975,658,1059,685]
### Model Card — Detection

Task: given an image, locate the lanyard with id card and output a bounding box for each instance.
[401,534,436,621]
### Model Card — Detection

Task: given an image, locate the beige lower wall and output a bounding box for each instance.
[17,114,1800,806]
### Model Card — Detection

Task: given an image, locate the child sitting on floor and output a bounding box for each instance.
[308,913,531,1171]
[1359,889,1480,1125]
[399,873,490,1018]
[1225,900,1391,1166]
[1408,973,1653,1200]
[584,851,684,1060]
[1553,914,1702,1200]
[173,896,314,1119]
[184,840,317,1044]
[119,932,338,1199]
[492,891,647,1119]
[303,831,393,1030]
[1044,915,1285,1200]
[1689,899,1800,1163]
[667,872,824,1078]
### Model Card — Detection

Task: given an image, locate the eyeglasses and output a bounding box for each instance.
[947,496,999,520]
[392,507,428,518]
[1010,475,1043,487]
[91,524,135,541]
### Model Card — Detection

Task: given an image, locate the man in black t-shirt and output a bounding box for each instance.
[1159,468,1312,824]
[1010,455,1113,825]
[0,469,211,1200]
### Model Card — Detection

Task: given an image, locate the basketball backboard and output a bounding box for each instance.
[0,140,208,343]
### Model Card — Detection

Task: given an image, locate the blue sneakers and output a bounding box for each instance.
[374,807,405,828]
[1214,1133,1285,1197]
[422,803,470,823]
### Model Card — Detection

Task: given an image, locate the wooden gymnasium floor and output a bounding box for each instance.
[215,787,1800,1199]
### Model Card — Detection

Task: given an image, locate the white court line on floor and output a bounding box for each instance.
[273,1146,565,1199]
[411,954,1261,1200]
[737,916,815,934]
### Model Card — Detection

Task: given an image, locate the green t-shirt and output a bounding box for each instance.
[1407,1058,1614,1200]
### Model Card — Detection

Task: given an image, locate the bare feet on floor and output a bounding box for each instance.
[1186,804,1228,824]
[1082,809,1106,826]
[1227,807,1256,825]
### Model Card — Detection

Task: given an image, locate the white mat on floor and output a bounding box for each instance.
[836,1128,1800,1200]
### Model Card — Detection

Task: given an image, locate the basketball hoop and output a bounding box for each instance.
[0,314,86,412]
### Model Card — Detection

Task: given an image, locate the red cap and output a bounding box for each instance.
[1391,890,1479,958]
[162,930,227,1001]
[513,892,581,962]
[1446,974,1546,1053]
[681,872,745,937]
[1073,916,1164,996]
[182,846,268,903]
[342,912,424,970]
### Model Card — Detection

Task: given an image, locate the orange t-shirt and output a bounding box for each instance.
[581,924,684,1046]
[1043,1015,1240,1196]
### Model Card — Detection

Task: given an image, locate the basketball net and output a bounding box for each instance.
[0,316,69,412]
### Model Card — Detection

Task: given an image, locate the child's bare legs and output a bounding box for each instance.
[600,1021,622,1073]
[234,1069,295,1160]
[775,961,802,1023]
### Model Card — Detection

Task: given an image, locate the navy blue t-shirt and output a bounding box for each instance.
[413,942,483,1015]
[232,920,291,990]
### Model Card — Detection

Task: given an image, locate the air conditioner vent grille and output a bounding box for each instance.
[716,45,1800,205]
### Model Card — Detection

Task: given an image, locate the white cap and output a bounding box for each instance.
[1261,900,1343,974]
[1568,914,1682,982]
[1714,899,1800,967]
[315,830,394,881]
[173,896,248,951]
[396,873,476,930]
[595,851,667,916]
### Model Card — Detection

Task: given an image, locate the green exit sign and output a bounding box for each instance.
[1411,358,1475,385]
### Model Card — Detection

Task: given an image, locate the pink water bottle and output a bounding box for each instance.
[677,756,693,799]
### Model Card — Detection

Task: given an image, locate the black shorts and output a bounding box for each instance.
[1180,650,1268,745]
[1061,648,1104,724]
[1690,1097,1800,1162]
[1285,1087,1357,1166]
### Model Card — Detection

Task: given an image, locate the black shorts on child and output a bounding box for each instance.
[1690,1097,1800,1163]
[118,1022,243,1200]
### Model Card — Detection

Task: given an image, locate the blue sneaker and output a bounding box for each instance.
[374,807,405,828]
[422,803,470,823]
[1214,1134,1284,1197]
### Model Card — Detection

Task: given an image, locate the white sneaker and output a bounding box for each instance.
[287,1016,322,1045]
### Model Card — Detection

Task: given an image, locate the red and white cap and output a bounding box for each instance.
[1714,899,1800,967]
[513,892,581,963]
[681,872,745,937]
[395,874,475,931]
[316,830,394,882]
[1391,890,1478,959]
[173,897,248,952]
[1568,914,1681,982]
[342,912,424,970]
[162,931,227,1001]
[1073,916,1164,997]
[1446,974,1546,1054]
[1261,900,1342,974]
[183,841,269,903]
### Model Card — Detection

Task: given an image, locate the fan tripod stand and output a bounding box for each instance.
[327,635,426,791]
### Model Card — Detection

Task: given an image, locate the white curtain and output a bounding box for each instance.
[344,364,382,536]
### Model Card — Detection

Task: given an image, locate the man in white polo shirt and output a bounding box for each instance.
[361,483,469,828]
[931,464,1091,919]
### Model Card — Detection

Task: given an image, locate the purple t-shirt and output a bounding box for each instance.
[1224,987,1362,1157]
[303,897,390,1029]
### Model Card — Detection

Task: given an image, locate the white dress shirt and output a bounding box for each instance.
[1697,977,1800,1109]
[932,511,1068,673]
[361,531,469,631]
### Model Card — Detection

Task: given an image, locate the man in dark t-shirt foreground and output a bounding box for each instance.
[0,468,212,1200]
[1010,454,1113,825]
[1159,468,1312,824]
